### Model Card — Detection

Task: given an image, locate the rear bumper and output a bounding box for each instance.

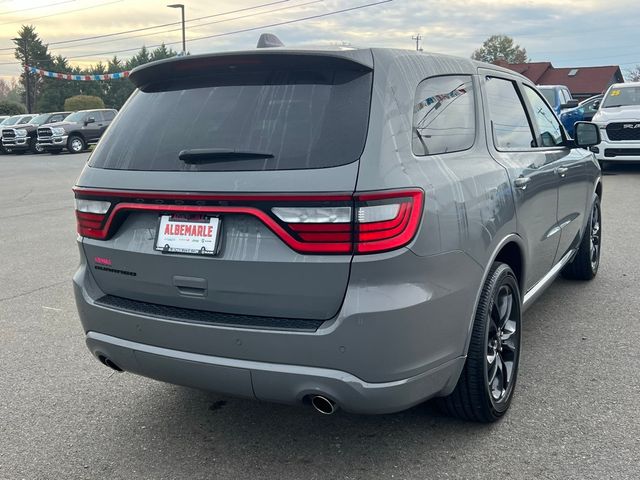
[74,247,481,414]
[86,331,465,414]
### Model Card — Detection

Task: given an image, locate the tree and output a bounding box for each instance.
[472,35,528,64]
[0,100,27,115]
[13,25,55,113]
[64,95,105,110]
[627,65,640,82]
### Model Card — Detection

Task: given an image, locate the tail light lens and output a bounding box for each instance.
[74,199,111,238]
[355,190,423,253]
[73,188,423,254]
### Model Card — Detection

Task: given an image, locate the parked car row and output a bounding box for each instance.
[0,108,117,155]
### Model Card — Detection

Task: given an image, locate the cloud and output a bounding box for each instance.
[0,0,638,79]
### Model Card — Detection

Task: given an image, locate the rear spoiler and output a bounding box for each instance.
[129,50,373,91]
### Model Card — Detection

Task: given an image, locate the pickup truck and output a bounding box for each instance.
[538,85,584,137]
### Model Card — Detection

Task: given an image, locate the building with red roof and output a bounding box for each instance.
[496,61,624,100]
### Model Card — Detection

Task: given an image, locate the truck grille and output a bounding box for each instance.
[606,123,640,141]
[2,128,15,138]
[37,127,52,139]
[94,295,325,332]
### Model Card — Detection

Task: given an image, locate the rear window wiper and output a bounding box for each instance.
[178,148,274,163]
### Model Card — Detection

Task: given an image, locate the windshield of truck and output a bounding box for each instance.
[602,86,640,108]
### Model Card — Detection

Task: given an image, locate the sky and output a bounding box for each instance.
[0,0,639,80]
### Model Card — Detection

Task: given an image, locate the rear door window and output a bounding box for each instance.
[102,110,116,121]
[412,75,475,156]
[523,86,564,147]
[485,77,535,150]
[90,68,372,171]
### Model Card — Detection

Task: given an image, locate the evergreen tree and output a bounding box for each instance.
[13,25,54,112]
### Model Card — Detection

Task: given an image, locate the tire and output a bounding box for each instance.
[561,196,601,280]
[29,138,44,154]
[439,262,522,422]
[67,135,86,154]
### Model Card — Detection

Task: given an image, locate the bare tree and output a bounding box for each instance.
[627,65,640,82]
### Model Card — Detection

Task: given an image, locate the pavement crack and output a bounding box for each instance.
[0,280,69,303]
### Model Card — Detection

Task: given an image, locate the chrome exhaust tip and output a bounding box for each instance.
[98,354,123,372]
[311,395,337,415]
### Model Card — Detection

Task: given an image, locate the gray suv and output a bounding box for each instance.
[72,47,602,422]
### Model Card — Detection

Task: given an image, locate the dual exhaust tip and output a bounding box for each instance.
[98,354,123,372]
[310,395,338,415]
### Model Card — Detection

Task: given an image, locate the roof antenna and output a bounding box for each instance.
[257,33,285,48]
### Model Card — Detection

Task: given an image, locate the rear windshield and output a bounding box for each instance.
[539,88,555,106]
[90,68,372,171]
[602,86,640,108]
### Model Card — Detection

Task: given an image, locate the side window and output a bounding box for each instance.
[484,77,535,150]
[90,111,103,122]
[102,110,116,121]
[523,86,564,147]
[412,75,475,156]
[49,114,63,123]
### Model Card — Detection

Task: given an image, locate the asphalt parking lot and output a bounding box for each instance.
[1,152,639,480]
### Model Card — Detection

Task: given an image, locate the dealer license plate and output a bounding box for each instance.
[155,215,220,255]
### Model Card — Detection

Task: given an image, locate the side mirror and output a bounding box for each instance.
[574,122,601,148]
[560,99,579,109]
[593,100,601,110]
[84,117,95,125]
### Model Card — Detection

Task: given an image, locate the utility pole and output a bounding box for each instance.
[412,34,423,52]
[13,37,32,113]
[167,4,186,55]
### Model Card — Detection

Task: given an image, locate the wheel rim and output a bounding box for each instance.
[71,138,83,152]
[486,284,519,403]
[589,202,601,271]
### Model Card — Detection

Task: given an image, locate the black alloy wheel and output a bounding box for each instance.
[440,262,522,422]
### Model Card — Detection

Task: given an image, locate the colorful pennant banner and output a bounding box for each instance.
[26,65,130,81]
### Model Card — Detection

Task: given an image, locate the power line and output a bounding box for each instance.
[0,0,76,16]
[51,0,291,47]
[0,0,123,27]
[52,0,324,52]
[66,0,393,60]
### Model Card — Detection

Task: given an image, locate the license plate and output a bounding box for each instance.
[155,215,221,255]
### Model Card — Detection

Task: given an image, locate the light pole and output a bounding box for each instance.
[13,37,32,113]
[167,4,186,55]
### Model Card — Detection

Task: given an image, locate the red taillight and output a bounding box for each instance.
[73,188,424,254]
[355,190,423,253]
[74,198,111,239]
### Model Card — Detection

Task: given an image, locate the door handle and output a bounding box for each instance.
[555,166,569,177]
[514,177,531,190]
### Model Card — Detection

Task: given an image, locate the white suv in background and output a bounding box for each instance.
[592,82,640,168]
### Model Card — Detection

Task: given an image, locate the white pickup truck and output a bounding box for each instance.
[592,82,640,168]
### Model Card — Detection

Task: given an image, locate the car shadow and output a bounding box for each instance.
[602,162,640,176]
